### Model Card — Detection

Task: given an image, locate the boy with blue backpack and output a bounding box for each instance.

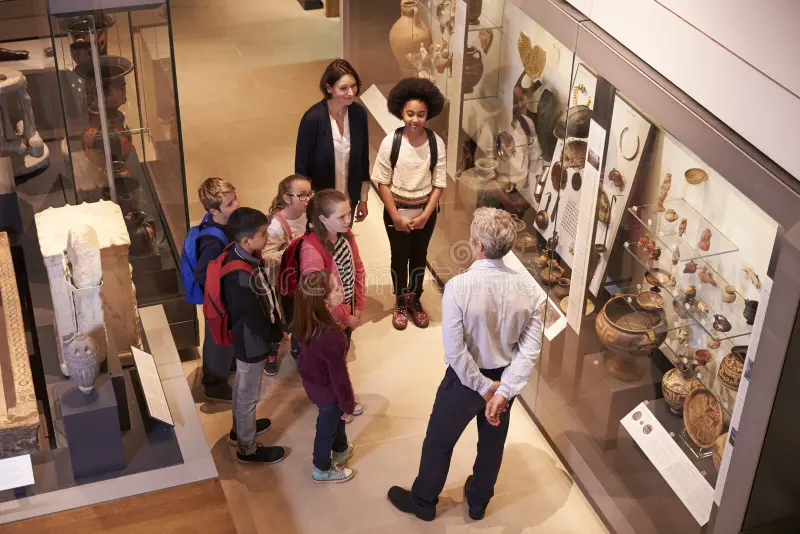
[180,177,239,402]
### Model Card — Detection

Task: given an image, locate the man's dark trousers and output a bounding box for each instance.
[411,365,512,515]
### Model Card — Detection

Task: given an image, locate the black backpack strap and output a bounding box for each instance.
[425,128,437,174]
[389,127,404,171]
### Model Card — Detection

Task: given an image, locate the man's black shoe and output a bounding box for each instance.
[464,475,486,520]
[387,486,435,522]
[236,444,286,464]
[227,418,272,445]
[204,383,233,403]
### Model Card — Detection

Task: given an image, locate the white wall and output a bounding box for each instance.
[563,0,800,181]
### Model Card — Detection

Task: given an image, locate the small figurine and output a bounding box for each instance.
[650,246,662,261]
[636,235,652,251]
[420,42,428,62]
[672,245,681,265]
[664,209,679,223]
[537,252,549,269]
[697,300,709,314]
[678,218,687,237]
[684,260,698,274]
[713,314,732,332]
[678,328,689,345]
[667,275,677,288]
[698,228,712,252]
[722,285,737,304]
[656,173,671,212]
[707,336,721,349]
[684,285,697,304]
[698,265,718,287]
[742,267,761,289]
[608,169,624,189]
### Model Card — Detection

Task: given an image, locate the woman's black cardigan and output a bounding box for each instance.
[295,99,370,207]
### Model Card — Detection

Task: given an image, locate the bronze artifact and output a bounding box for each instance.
[551,277,571,301]
[551,161,568,190]
[664,208,678,223]
[462,45,484,93]
[718,346,747,391]
[713,433,728,472]
[743,299,758,326]
[618,127,640,161]
[478,29,493,53]
[645,268,671,288]
[698,265,718,287]
[572,171,582,191]
[540,265,564,286]
[467,0,482,25]
[707,336,721,349]
[662,366,699,416]
[722,285,737,304]
[713,314,732,332]
[742,267,761,289]
[554,105,592,140]
[655,173,671,211]
[684,260,698,273]
[533,166,548,203]
[683,388,724,449]
[608,168,624,189]
[535,192,552,230]
[678,218,687,237]
[564,139,587,168]
[598,190,611,224]
[636,291,664,310]
[684,167,709,185]
[596,294,668,382]
[698,228,712,252]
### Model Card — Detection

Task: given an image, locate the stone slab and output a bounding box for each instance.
[0,232,39,460]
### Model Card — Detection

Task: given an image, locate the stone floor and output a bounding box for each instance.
[171,0,607,532]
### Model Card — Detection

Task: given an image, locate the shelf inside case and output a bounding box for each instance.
[628,198,739,261]
[622,242,752,342]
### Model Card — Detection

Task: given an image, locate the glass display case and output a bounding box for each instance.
[0,0,196,349]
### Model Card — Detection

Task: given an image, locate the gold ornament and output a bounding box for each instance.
[518,32,546,79]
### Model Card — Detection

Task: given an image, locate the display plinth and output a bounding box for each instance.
[58,378,124,479]
[297,0,323,10]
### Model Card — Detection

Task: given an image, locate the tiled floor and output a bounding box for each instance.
[172,0,607,532]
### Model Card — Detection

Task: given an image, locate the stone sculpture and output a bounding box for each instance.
[0,232,40,459]
[35,201,141,375]
[62,332,102,394]
[0,69,50,177]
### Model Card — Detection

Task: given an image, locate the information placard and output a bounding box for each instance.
[0,455,34,492]
[131,346,174,426]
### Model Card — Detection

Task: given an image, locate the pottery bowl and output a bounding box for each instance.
[685,168,709,185]
[636,291,664,311]
[474,157,499,179]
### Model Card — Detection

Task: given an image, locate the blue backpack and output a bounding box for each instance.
[180,213,229,304]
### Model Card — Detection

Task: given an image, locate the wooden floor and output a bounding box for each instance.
[4,478,235,533]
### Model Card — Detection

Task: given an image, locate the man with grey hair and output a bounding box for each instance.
[388,207,546,521]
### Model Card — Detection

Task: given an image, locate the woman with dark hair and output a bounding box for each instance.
[372,78,446,331]
[295,59,371,222]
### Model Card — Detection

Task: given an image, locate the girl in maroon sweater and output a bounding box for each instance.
[294,270,356,484]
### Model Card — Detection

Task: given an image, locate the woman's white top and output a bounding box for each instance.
[330,111,351,196]
[371,131,447,201]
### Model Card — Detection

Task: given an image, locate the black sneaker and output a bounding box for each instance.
[264,354,278,376]
[236,443,286,464]
[227,418,272,445]
[204,383,232,403]
[387,486,435,522]
[464,475,486,520]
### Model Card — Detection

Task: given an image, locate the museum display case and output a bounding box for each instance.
[0,1,216,524]
[345,0,800,532]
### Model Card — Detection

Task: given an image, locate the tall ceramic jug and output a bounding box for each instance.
[389,0,432,76]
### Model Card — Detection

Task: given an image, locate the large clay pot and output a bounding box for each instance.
[75,55,134,111]
[467,0,482,25]
[718,345,747,391]
[662,367,699,416]
[389,0,432,76]
[82,108,133,169]
[65,14,116,56]
[62,332,102,394]
[596,294,667,381]
[462,45,484,94]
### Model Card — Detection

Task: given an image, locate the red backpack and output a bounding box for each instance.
[203,244,255,346]
[277,233,306,298]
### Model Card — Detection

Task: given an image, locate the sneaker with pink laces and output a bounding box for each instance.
[263,354,278,376]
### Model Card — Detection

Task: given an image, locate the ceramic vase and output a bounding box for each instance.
[743,300,758,325]
[62,332,102,394]
[462,45,484,93]
[662,366,699,416]
[551,278,571,301]
[66,14,116,56]
[467,0,482,25]
[82,108,133,169]
[389,0,432,77]
[718,346,746,391]
[125,210,159,256]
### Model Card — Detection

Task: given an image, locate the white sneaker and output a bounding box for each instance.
[352,403,363,416]
[312,464,354,484]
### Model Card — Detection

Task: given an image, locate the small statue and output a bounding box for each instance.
[650,246,662,261]
[698,265,718,287]
[698,228,712,252]
[678,218,687,237]
[678,328,689,345]
[637,235,652,251]
[667,275,677,288]
[742,267,761,289]
[665,209,679,223]
[656,173,671,211]
[684,285,697,304]
[672,245,681,265]
[420,42,428,62]
[62,332,102,394]
[684,260,698,273]
[697,300,709,314]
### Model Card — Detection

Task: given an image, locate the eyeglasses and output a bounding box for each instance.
[287,191,315,201]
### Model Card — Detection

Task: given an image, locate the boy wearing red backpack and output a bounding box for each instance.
[211,207,286,464]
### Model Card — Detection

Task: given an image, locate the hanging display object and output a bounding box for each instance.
[598,190,611,224]
[683,387,724,449]
[533,166,548,203]
[564,139,587,168]
[684,167,709,185]
[478,29,493,53]
[618,126,640,161]
[517,32,546,79]
[553,105,592,140]
[462,45,484,93]
[550,160,568,190]
[596,294,668,381]
[536,192,552,230]
[608,168,624,189]
[389,0,432,76]
[571,171,582,191]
